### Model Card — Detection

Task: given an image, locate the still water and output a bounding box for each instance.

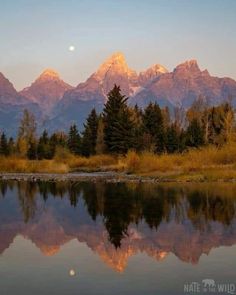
[0,180,235,295]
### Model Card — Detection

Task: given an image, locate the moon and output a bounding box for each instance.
[69,45,75,52]
[69,269,76,276]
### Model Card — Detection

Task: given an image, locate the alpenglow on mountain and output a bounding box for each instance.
[20,69,73,112]
[0,52,236,135]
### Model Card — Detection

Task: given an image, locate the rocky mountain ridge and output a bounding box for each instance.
[1,52,236,134]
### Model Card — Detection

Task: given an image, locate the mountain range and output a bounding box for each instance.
[1,52,236,135]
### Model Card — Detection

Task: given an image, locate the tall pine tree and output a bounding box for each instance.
[103,85,134,154]
[131,105,144,151]
[37,130,53,159]
[67,124,81,155]
[142,103,165,153]
[81,108,98,156]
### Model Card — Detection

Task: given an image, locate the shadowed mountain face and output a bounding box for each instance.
[1,52,236,133]
[0,73,22,105]
[0,73,42,136]
[0,181,236,272]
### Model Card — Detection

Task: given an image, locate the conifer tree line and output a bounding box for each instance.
[0,85,235,158]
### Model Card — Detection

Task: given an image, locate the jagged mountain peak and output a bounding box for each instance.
[2,53,236,134]
[104,51,126,65]
[132,58,236,109]
[142,64,168,74]
[0,72,17,92]
[93,51,135,82]
[37,68,61,82]
[20,69,73,112]
[0,72,21,104]
[138,64,168,86]
[174,59,201,73]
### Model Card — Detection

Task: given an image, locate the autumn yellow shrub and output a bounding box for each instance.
[121,142,236,175]
[125,150,141,173]
[0,157,27,172]
[27,160,68,173]
[52,150,117,171]
[85,154,117,167]
[53,146,75,163]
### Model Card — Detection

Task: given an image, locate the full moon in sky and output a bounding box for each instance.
[69,269,76,276]
[69,45,75,52]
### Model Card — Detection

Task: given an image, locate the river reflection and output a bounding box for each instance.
[0,181,236,294]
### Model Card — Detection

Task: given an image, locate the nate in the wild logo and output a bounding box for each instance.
[184,279,236,294]
[202,279,216,292]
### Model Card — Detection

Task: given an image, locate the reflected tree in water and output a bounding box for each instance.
[0,180,236,248]
[17,181,38,223]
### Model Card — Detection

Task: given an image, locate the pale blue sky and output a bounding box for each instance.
[1,0,236,90]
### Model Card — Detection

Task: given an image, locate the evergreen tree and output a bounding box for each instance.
[103,85,134,154]
[186,118,205,147]
[0,133,9,156]
[131,105,144,151]
[178,129,187,152]
[142,103,165,153]
[50,132,67,148]
[166,124,179,153]
[49,132,68,158]
[81,108,99,156]
[67,124,81,155]
[27,140,37,159]
[37,130,53,159]
[8,137,15,155]
[162,106,171,151]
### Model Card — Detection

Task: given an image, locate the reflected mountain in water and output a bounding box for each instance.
[0,181,236,272]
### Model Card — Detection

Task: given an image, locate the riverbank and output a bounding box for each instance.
[0,172,153,183]
[1,143,236,182]
[1,170,236,183]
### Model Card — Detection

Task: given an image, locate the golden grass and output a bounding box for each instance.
[53,147,118,171]
[1,143,236,181]
[122,143,236,180]
[0,157,68,173]
[0,147,118,174]
[68,154,118,171]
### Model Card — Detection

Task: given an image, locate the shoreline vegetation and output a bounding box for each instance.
[1,142,236,182]
[0,85,236,182]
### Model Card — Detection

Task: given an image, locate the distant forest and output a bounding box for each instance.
[0,85,234,159]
